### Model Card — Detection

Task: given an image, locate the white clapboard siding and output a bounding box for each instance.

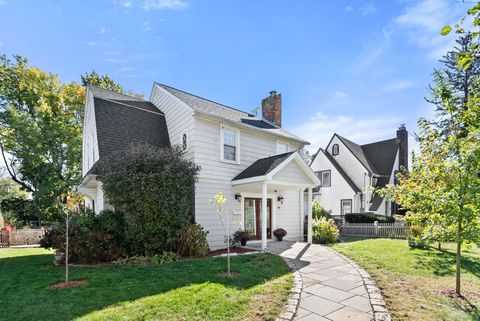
[272,161,311,184]
[150,84,195,161]
[82,89,100,176]
[275,190,302,241]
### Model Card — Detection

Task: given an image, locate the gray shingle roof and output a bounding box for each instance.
[233,152,294,181]
[156,83,308,144]
[336,134,398,176]
[369,176,390,211]
[87,86,170,175]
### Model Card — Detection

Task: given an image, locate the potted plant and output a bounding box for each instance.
[240,230,249,246]
[273,228,287,241]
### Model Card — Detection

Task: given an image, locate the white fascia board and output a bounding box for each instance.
[231,175,267,186]
[266,152,320,185]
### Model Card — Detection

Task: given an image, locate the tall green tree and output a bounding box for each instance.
[0,55,130,222]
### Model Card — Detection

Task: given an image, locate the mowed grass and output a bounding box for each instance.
[331,238,480,321]
[0,248,292,321]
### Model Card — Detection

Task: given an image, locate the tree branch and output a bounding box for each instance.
[0,143,34,193]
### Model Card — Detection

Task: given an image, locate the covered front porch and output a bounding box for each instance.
[232,152,320,251]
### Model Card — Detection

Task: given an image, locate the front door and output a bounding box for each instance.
[244,198,272,240]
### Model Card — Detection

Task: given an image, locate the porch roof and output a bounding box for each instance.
[232,151,320,189]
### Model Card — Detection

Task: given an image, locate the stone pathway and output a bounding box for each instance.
[248,241,390,321]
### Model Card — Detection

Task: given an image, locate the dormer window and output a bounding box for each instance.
[332,144,339,156]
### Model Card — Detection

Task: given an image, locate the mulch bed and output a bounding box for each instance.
[206,246,258,257]
[48,280,89,289]
[440,289,480,299]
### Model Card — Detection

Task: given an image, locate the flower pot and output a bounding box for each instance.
[54,251,64,266]
[277,236,283,241]
[240,238,247,246]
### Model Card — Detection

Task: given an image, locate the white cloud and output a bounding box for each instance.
[84,41,98,46]
[99,27,110,34]
[143,21,152,32]
[351,28,394,74]
[345,5,354,12]
[394,0,464,60]
[142,0,188,10]
[384,80,415,92]
[121,0,132,8]
[359,3,377,15]
[0,0,7,6]
[292,112,403,153]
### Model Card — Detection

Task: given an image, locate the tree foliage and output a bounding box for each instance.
[0,55,131,222]
[97,144,200,255]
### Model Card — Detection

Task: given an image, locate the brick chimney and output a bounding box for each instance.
[262,91,282,127]
[396,124,408,171]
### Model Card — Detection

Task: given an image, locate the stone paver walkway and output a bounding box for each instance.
[248,241,390,321]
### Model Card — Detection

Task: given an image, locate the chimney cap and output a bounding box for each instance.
[269,90,277,95]
[398,124,406,130]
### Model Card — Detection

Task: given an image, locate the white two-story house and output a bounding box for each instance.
[78,84,319,250]
[309,126,408,217]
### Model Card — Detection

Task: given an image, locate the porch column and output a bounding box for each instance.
[299,189,304,241]
[307,187,313,244]
[261,182,268,251]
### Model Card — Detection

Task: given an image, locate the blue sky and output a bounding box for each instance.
[0,0,470,153]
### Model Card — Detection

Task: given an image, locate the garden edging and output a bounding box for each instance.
[276,257,303,321]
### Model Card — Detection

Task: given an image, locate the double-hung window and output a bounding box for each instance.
[221,126,239,163]
[316,170,331,187]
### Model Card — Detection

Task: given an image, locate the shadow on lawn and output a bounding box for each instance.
[413,246,480,277]
[0,251,290,321]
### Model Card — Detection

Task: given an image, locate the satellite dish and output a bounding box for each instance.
[251,107,259,116]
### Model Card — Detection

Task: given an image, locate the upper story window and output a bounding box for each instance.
[332,144,339,156]
[182,133,188,150]
[221,126,240,163]
[316,170,331,187]
[276,140,290,155]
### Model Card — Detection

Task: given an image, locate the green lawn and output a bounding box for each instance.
[0,248,292,321]
[331,238,480,321]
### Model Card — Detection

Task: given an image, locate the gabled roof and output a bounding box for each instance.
[155,83,308,144]
[319,148,361,193]
[335,134,398,176]
[233,152,294,180]
[87,86,170,175]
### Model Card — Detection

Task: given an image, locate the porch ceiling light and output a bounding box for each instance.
[277,196,284,204]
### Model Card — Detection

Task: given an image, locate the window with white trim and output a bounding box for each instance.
[276,140,290,154]
[221,126,239,162]
[332,144,339,156]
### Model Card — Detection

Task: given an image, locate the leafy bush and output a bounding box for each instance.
[113,255,149,265]
[345,212,395,223]
[0,198,38,228]
[40,209,129,263]
[312,201,332,220]
[97,144,200,256]
[150,251,180,264]
[176,223,209,257]
[312,218,339,244]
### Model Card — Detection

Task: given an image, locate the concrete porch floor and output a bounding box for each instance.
[245,240,390,321]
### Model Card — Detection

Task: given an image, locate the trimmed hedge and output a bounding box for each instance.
[345,212,395,223]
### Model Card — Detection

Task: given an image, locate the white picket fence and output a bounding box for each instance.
[340,222,408,239]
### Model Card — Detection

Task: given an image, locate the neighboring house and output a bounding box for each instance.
[78,85,319,250]
[309,126,408,217]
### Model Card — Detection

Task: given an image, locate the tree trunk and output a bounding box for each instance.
[456,240,461,295]
[65,214,69,283]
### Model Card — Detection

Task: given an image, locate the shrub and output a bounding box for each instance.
[40,209,129,264]
[312,218,339,244]
[344,212,395,223]
[0,198,38,228]
[97,144,200,256]
[176,223,209,257]
[151,251,180,264]
[312,201,332,220]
